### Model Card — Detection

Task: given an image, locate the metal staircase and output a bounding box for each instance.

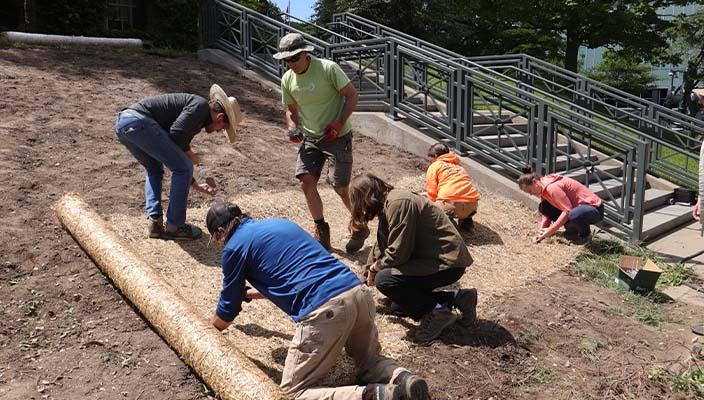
[199,0,700,242]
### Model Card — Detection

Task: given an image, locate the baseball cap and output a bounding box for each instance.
[206,201,242,235]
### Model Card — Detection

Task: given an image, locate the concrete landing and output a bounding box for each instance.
[662,285,704,308]
[647,221,704,273]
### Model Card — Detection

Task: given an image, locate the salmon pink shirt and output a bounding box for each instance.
[539,174,602,212]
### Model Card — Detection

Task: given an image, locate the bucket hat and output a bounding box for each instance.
[272,33,314,60]
[209,84,243,143]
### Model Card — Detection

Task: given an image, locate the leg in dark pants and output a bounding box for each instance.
[565,204,604,237]
[538,200,578,238]
[375,267,465,320]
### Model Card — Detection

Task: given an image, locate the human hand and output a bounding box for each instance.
[244,286,265,300]
[366,269,377,287]
[324,121,343,142]
[693,200,701,221]
[191,180,217,196]
[186,150,200,165]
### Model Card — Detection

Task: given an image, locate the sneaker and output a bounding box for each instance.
[363,383,400,400]
[162,223,202,240]
[345,226,370,253]
[452,288,478,327]
[147,216,163,239]
[313,221,331,250]
[393,371,430,400]
[570,234,592,246]
[458,217,474,231]
[415,307,459,343]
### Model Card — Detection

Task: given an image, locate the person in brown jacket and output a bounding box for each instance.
[349,173,477,343]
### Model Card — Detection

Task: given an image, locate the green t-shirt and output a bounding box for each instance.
[281,57,352,138]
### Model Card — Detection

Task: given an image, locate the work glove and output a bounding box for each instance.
[323,121,343,142]
[287,128,303,143]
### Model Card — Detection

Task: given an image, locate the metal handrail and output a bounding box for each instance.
[201,0,654,240]
[334,12,700,190]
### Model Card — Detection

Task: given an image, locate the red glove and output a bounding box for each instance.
[324,121,343,142]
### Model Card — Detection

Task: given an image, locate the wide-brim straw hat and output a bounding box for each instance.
[209,84,243,143]
[272,33,314,60]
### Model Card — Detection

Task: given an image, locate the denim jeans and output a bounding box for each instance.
[539,200,604,238]
[115,111,193,227]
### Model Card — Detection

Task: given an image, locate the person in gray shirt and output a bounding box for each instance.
[114,84,242,240]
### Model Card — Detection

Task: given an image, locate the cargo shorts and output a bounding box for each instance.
[295,132,353,187]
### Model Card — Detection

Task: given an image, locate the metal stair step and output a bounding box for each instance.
[640,203,694,241]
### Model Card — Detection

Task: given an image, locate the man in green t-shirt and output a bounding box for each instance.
[274,33,369,253]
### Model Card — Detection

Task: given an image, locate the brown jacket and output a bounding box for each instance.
[369,189,473,276]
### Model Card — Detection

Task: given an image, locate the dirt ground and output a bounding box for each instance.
[1,45,701,400]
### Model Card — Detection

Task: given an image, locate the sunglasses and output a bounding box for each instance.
[284,53,303,63]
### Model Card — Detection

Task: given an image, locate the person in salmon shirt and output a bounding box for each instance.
[518,167,603,245]
[425,143,480,230]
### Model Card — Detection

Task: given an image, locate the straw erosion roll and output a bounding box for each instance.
[53,193,286,400]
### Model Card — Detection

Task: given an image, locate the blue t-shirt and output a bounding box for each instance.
[216,218,361,322]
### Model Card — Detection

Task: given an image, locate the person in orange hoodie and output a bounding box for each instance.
[518,167,603,245]
[425,143,480,230]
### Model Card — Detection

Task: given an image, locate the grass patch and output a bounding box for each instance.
[577,339,608,360]
[648,364,704,397]
[525,365,560,385]
[571,239,685,328]
[658,263,698,287]
[517,331,541,349]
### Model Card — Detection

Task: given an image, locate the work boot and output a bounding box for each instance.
[452,288,478,327]
[363,383,400,400]
[147,216,163,239]
[415,307,459,343]
[162,223,202,240]
[313,221,331,250]
[345,225,370,253]
[393,371,430,400]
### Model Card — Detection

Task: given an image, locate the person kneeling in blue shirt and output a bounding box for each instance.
[206,201,430,400]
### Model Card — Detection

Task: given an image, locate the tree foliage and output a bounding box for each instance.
[586,51,656,95]
[666,8,704,116]
[313,0,704,73]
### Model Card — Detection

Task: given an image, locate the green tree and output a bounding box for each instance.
[665,8,704,116]
[586,51,656,94]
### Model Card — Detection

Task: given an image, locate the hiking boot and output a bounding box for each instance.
[458,217,474,231]
[147,216,163,239]
[345,226,370,253]
[363,383,400,400]
[313,221,331,250]
[452,288,478,327]
[393,371,430,400]
[162,223,202,240]
[415,307,459,343]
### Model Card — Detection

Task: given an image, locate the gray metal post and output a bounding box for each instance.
[631,141,649,242]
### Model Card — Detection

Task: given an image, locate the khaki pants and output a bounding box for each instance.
[280,285,406,400]
[436,200,478,220]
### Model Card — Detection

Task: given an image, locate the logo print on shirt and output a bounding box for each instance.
[298,83,316,92]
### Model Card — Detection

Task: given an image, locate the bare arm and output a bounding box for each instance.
[335,83,358,126]
[285,103,301,131]
[210,314,231,331]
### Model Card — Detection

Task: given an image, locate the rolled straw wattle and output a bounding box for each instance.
[53,193,286,400]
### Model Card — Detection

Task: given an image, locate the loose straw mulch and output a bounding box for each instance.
[108,175,579,386]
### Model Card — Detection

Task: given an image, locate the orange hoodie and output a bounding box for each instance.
[425,153,480,203]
